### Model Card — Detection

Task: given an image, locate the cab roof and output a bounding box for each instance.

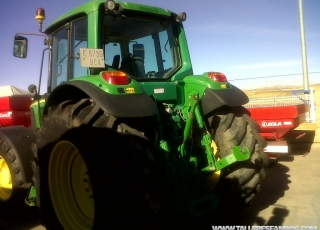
[45,0,174,34]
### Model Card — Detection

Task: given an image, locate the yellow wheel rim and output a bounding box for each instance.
[0,156,12,201]
[49,141,94,230]
[206,140,221,191]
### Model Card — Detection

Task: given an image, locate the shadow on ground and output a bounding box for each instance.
[236,131,315,226]
[0,164,293,230]
[238,162,291,226]
[0,204,40,230]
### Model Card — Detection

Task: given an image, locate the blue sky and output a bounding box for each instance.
[0,0,319,92]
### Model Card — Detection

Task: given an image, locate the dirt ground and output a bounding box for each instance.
[241,142,320,226]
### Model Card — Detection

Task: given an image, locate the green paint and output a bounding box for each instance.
[215,146,251,171]
[15,0,253,220]
[70,73,146,95]
[30,100,45,129]
[140,82,178,102]
[25,186,37,207]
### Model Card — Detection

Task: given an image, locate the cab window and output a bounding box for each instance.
[49,16,88,91]
[102,14,180,79]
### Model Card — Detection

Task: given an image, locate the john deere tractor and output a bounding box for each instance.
[0,1,268,229]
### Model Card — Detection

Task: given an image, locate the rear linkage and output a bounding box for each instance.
[153,91,252,217]
[180,91,251,172]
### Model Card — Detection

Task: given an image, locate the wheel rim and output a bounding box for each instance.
[0,156,12,201]
[49,141,94,230]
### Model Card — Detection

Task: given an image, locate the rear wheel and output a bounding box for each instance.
[208,106,268,222]
[35,99,157,230]
[48,140,94,229]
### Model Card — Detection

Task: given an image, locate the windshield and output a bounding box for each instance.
[102,14,180,79]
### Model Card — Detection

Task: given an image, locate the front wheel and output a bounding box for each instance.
[35,99,157,230]
[0,128,35,209]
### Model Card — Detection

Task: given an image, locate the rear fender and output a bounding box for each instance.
[201,85,249,116]
[44,81,158,118]
[0,126,35,187]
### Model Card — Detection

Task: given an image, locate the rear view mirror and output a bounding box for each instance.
[13,35,28,58]
[133,44,144,60]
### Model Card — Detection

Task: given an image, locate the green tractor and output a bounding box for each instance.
[0,0,268,229]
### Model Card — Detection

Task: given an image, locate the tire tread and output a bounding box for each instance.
[210,106,267,206]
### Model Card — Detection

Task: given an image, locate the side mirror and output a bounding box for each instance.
[13,35,28,58]
[133,44,145,60]
[28,84,37,94]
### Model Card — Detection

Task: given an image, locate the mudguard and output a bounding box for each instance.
[0,126,35,187]
[44,81,158,118]
[201,85,249,115]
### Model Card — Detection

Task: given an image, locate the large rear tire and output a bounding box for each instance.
[34,99,157,230]
[208,106,268,223]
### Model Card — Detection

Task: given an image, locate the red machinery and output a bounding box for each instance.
[0,86,33,127]
[0,85,311,158]
[247,103,309,158]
